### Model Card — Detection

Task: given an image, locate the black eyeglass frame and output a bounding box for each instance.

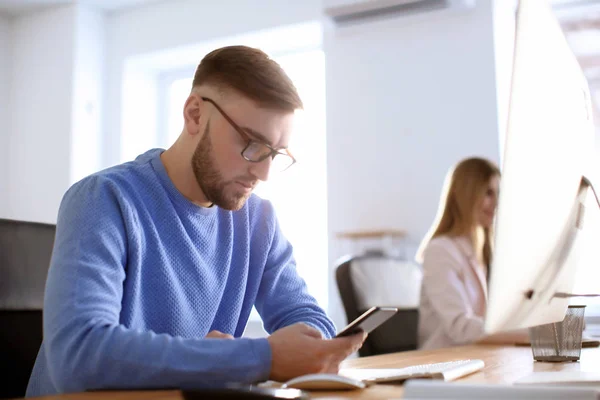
[201,97,297,171]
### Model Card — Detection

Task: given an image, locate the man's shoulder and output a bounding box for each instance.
[72,150,157,190]
[64,150,159,205]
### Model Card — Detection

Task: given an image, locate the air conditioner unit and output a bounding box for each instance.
[324,0,476,25]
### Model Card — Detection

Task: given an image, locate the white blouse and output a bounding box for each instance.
[418,235,488,350]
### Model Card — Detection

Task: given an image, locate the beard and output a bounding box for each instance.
[191,122,252,211]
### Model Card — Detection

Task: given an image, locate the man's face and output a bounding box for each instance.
[191,95,295,211]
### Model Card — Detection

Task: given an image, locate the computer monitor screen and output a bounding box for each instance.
[485,0,595,334]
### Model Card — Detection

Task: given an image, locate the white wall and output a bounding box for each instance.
[8,6,76,223]
[105,0,322,167]
[0,15,10,216]
[324,1,501,328]
[71,6,105,184]
[4,4,105,223]
[493,0,517,164]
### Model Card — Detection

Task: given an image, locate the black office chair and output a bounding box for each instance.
[0,218,56,399]
[335,252,421,357]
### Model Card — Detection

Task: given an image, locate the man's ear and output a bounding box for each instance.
[183,93,202,135]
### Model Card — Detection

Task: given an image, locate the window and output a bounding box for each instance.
[161,49,329,319]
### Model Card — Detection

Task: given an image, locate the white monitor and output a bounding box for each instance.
[485,0,596,334]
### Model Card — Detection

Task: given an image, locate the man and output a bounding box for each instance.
[26,46,366,397]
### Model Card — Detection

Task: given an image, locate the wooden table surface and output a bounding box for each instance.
[26,344,600,399]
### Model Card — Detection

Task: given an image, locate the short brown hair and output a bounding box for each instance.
[192,45,303,111]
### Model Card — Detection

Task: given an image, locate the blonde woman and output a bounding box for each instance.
[417,157,525,350]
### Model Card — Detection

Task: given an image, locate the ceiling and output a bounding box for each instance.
[0,0,164,16]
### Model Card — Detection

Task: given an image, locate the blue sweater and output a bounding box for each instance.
[26,149,336,397]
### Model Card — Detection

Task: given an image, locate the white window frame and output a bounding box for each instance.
[156,66,195,150]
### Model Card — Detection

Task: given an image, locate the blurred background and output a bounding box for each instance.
[0,0,599,334]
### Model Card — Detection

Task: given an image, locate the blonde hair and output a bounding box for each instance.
[416,157,500,266]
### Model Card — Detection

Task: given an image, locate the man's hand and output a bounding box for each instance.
[267,323,367,382]
[205,330,234,339]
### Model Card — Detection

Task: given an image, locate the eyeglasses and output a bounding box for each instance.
[201,97,296,172]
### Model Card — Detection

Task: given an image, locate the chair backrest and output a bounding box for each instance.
[0,218,56,399]
[335,252,422,357]
[0,310,44,399]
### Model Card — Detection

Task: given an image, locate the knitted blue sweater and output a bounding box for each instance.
[26,149,336,397]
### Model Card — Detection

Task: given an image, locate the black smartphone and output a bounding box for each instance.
[335,306,398,338]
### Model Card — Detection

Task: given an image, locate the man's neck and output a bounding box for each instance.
[160,147,213,208]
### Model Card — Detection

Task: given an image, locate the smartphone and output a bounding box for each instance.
[335,306,398,338]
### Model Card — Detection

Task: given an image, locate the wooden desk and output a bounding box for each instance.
[30,344,600,400]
